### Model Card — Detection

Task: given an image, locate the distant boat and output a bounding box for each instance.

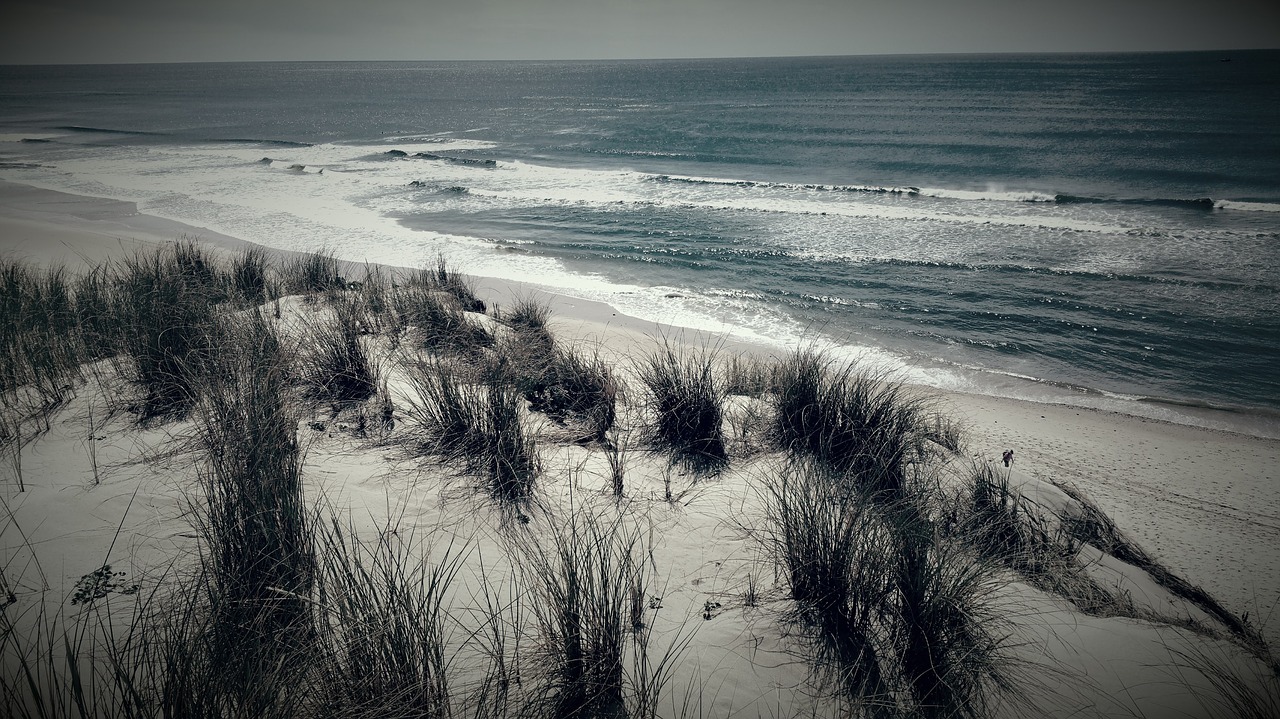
[1220,57,1232,62]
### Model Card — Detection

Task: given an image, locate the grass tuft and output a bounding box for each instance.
[757,457,1017,717]
[770,348,925,498]
[304,294,379,404]
[281,248,341,295]
[113,244,221,421]
[193,310,313,653]
[404,356,541,507]
[392,283,494,353]
[310,514,464,717]
[230,245,271,304]
[637,341,727,474]
[515,508,664,718]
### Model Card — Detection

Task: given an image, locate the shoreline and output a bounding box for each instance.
[2,176,1277,440]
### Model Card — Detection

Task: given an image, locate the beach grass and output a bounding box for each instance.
[230,245,272,305]
[310,514,464,718]
[392,282,494,354]
[493,296,618,442]
[755,455,1014,717]
[281,248,342,295]
[637,340,728,474]
[404,355,541,508]
[303,293,379,405]
[113,243,221,421]
[769,348,926,499]
[193,310,313,660]
[514,507,666,718]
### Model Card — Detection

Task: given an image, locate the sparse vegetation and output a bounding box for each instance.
[514,508,677,718]
[193,311,313,658]
[757,457,1015,718]
[392,282,494,353]
[230,245,271,304]
[493,296,618,442]
[281,248,341,295]
[113,243,221,421]
[1,237,1274,719]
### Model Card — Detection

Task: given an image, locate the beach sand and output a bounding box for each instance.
[3,179,1278,717]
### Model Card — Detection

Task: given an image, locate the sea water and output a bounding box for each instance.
[2,52,1278,434]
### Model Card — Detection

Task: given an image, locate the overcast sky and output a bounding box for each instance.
[4,0,1278,64]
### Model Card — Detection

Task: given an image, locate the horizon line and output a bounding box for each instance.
[2,47,1274,68]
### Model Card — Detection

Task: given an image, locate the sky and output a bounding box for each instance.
[3,0,1278,64]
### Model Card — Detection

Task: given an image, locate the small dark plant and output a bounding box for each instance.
[637,341,727,474]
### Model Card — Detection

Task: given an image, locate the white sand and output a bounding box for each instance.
[3,179,1279,717]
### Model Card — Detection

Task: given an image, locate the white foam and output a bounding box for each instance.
[1214,199,1280,213]
[917,186,1057,203]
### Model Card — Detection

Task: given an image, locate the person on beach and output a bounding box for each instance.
[1002,449,1014,467]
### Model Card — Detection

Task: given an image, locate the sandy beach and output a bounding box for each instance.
[3,178,1279,717]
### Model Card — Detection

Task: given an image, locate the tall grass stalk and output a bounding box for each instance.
[1,260,85,424]
[392,283,493,353]
[310,514,465,717]
[758,459,895,709]
[604,429,631,497]
[515,508,673,718]
[406,254,485,313]
[958,462,1119,614]
[72,264,116,363]
[519,342,618,443]
[230,245,271,304]
[192,311,313,659]
[1169,639,1280,719]
[758,459,1015,717]
[281,248,341,295]
[114,245,221,421]
[304,295,378,404]
[1053,479,1273,663]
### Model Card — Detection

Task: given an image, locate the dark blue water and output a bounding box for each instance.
[2,52,1279,428]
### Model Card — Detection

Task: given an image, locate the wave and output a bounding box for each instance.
[648,173,1278,213]
[1055,194,1217,210]
[478,185,1126,234]
[0,133,55,143]
[410,152,498,168]
[408,181,468,194]
[918,187,1057,203]
[860,256,1277,293]
[1214,200,1280,213]
[214,137,313,148]
[257,159,324,174]
[1055,195,1280,212]
[52,124,166,137]
[647,173,920,195]
[597,149,695,159]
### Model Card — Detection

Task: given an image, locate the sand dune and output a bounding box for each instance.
[2,179,1277,718]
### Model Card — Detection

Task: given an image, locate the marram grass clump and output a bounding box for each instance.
[637,341,727,474]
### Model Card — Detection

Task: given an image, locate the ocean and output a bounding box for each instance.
[2,52,1278,435]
